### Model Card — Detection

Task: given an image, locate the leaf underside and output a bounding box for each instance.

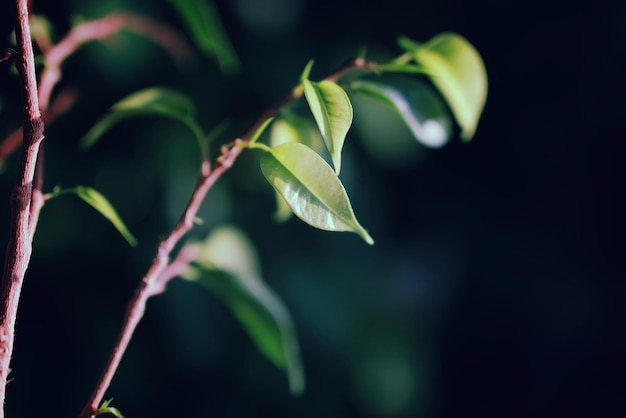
[261,142,373,245]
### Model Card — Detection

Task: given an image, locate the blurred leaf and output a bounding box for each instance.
[184,226,304,395]
[80,87,202,149]
[261,142,373,244]
[56,186,137,247]
[397,35,421,52]
[31,15,56,44]
[303,79,353,174]
[348,74,453,148]
[168,0,239,73]
[409,32,488,140]
[376,62,429,75]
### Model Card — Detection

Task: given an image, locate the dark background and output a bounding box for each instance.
[1,0,624,417]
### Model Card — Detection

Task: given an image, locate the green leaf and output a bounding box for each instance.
[261,142,373,244]
[411,32,488,140]
[168,0,239,73]
[249,117,274,144]
[299,59,314,83]
[348,74,453,148]
[269,113,326,222]
[375,62,429,75]
[72,186,137,247]
[80,87,202,149]
[184,226,304,395]
[397,35,422,53]
[302,79,353,174]
[97,399,125,418]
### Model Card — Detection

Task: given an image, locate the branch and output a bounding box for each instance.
[0,12,194,164]
[0,0,45,414]
[39,12,194,112]
[78,57,373,418]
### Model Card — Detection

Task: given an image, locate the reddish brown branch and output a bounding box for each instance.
[78,147,245,417]
[77,57,374,417]
[0,88,78,165]
[0,0,45,414]
[0,11,194,163]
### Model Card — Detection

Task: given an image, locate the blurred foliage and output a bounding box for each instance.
[1,0,624,418]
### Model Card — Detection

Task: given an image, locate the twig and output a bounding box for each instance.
[39,12,194,112]
[77,57,375,418]
[0,11,194,163]
[0,0,45,415]
[78,148,245,418]
[0,88,78,165]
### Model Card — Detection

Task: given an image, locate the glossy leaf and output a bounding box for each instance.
[168,0,239,73]
[302,79,353,174]
[348,74,453,148]
[73,186,137,247]
[80,87,202,149]
[261,142,373,244]
[410,32,488,140]
[183,226,304,395]
[269,113,325,222]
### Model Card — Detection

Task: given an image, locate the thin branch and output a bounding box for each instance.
[40,12,193,112]
[0,0,45,414]
[77,57,373,418]
[0,88,78,165]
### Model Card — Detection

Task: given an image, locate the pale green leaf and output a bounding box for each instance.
[80,87,202,149]
[299,59,314,83]
[269,113,326,222]
[348,74,453,148]
[261,143,373,244]
[98,399,124,418]
[412,32,488,140]
[302,79,353,174]
[249,117,274,144]
[184,226,304,395]
[168,0,239,73]
[73,186,137,247]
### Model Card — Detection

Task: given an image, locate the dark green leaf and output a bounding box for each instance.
[302,80,353,174]
[261,143,373,244]
[168,0,239,73]
[184,226,304,395]
[410,32,488,140]
[80,87,202,149]
[73,186,137,247]
[348,74,453,148]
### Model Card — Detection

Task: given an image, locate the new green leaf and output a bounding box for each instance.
[80,87,202,149]
[168,0,239,73]
[73,186,137,247]
[97,399,125,418]
[302,79,353,174]
[349,74,453,148]
[409,32,488,140]
[261,142,373,244]
[269,113,326,222]
[183,226,304,395]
